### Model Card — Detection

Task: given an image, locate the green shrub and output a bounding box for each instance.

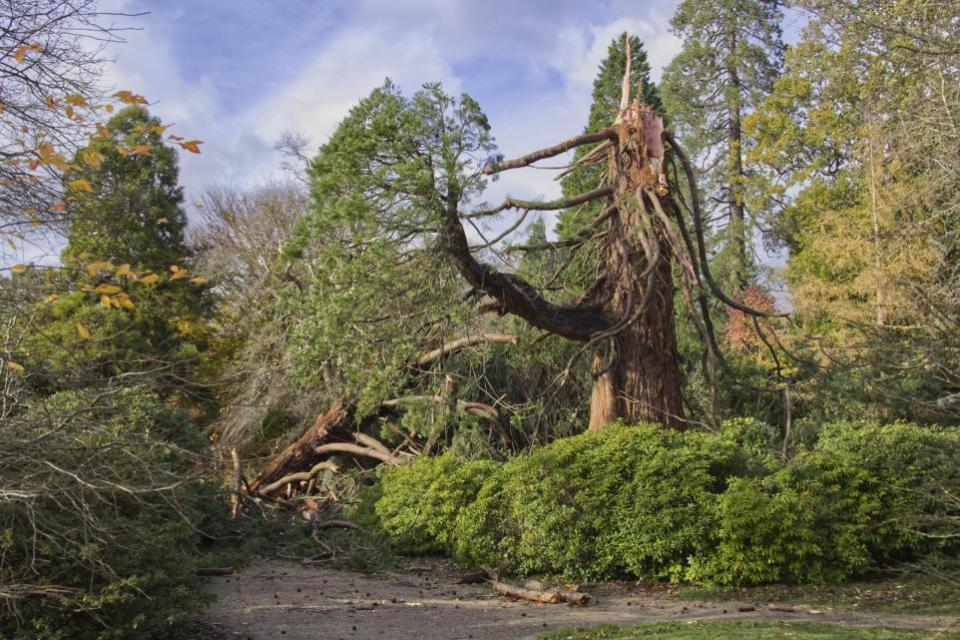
[455,423,745,581]
[368,418,960,586]
[815,420,960,558]
[692,451,883,585]
[0,387,212,639]
[372,455,497,554]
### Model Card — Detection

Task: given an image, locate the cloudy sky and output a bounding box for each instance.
[100,0,686,215]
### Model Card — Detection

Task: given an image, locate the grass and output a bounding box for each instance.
[539,621,949,639]
[676,576,960,616]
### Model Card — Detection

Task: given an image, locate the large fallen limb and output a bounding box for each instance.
[256,460,339,496]
[313,442,402,466]
[247,399,357,496]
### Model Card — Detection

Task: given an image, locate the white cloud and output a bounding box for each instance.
[97,0,684,247]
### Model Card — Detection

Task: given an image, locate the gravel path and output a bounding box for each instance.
[200,558,960,639]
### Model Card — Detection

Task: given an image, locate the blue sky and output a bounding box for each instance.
[101,0,686,211]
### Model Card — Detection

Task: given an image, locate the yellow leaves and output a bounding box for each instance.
[99,292,134,310]
[6,361,25,373]
[80,148,103,169]
[68,179,94,193]
[94,283,122,295]
[169,264,188,281]
[137,273,160,285]
[189,276,208,285]
[129,144,152,156]
[112,90,148,106]
[176,319,191,334]
[76,323,92,340]
[65,94,88,107]
[178,140,203,154]
[86,260,113,277]
[11,263,28,274]
[13,43,42,63]
[114,263,132,278]
[157,217,169,224]
[43,293,60,304]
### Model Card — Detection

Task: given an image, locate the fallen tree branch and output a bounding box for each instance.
[314,442,402,466]
[256,460,339,496]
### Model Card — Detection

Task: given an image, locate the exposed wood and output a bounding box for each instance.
[256,460,339,496]
[229,447,243,519]
[247,399,356,496]
[314,442,402,466]
[415,333,516,368]
[492,580,559,603]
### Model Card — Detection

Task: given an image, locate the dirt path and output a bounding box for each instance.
[200,558,960,639]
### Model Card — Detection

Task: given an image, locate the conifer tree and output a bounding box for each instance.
[662,0,784,290]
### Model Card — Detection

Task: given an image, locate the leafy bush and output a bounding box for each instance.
[814,420,960,558]
[0,387,213,639]
[372,455,497,554]
[692,452,882,585]
[378,423,746,580]
[367,419,960,586]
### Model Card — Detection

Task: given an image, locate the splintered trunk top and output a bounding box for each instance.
[587,103,685,430]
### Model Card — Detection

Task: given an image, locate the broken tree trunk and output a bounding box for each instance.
[246,399,357,497]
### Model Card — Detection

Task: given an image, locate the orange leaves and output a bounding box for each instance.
[129,144,152,156]
[13,43,42,63]
[64,94,88,107]
[178,139,203,154]
[68,179,94,193]
[112,90,149,106]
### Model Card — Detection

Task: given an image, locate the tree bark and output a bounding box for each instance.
[726,26,749,291]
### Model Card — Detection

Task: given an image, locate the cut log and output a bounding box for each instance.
[492,581,559,603]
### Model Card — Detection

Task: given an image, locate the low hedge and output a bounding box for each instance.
[363,418,959,585]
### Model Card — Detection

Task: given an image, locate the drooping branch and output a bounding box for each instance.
[482,128,618,175]
[469,186,614,218]
[665,131,786,319]
[415,333,516,368]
